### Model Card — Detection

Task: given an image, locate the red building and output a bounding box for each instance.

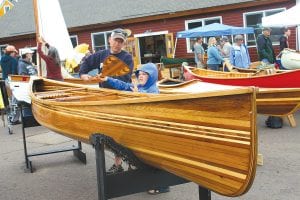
[0,0,296,67]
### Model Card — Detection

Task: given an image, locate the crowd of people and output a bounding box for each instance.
[193,27,291,71]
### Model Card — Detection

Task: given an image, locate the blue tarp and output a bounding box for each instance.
[176,23,254,38]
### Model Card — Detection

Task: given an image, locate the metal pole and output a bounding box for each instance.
[198,186,211,200]
[93,134,107,200]
[173,38,178,58]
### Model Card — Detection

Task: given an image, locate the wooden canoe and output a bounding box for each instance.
[158,79,300,117]
[183,65,300,88]
[30,78,257,197]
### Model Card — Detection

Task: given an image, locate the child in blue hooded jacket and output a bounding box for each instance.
[99,62,169,194]
[100,62,159,94]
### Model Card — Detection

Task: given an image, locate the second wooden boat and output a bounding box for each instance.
[30,78,257,197]
[183,65,300,88]
[158,79,300,117]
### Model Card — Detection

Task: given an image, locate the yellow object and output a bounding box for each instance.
[0,0,14,17]
[0,90,5,109]
[74,43,89,54]
[65,43,90,73]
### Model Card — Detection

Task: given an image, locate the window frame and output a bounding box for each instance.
[184,16,222,53]
[70,35,78,48]
[243,7,286,47]
[91,31,112,52]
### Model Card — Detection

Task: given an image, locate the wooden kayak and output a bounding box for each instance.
[30,78,257,197]
[183,65,300,88]
[158,79,300,117]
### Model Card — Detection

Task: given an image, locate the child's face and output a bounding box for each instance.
[138,71,149,86]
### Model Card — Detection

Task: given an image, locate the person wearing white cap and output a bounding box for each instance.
[18,48,37,75]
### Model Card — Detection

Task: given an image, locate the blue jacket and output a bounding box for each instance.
[229,44,251,68]
[207,46,224,65]
[106,63,159,94]
[0,54,18,80]
[79,49,134,88]
[18,59,37,75]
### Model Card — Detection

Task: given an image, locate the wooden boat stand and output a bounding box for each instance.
[90,133,212,200]
[19,102,86,173]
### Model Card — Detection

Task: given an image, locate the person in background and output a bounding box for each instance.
[193,37,205,68]
[0,45,20,125]
[0,45,18,80]
[98,62,170,195]
[256,27,275,64]
[257,28,282,127]
[18,48,37,75]
[219,36,232,59]
[80,28,134,174]
[229,35,250,69]
[207,37,224,71]
[279,27,291,51]
[38,38,63,80]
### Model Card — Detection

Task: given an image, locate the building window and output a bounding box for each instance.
[91,31,112,52]
[244,8,285,47]
[70,35,78,48]
[185,17,222,53]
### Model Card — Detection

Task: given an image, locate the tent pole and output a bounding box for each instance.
[173,38,178,58]
[296,26,300,51]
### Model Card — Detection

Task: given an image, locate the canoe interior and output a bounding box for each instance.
[30,78,257,197]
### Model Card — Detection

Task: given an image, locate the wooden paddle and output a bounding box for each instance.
[87,55,131,83]
[100,55,131,77]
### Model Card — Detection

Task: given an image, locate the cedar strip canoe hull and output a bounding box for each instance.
[30,78,257,197]
[183,66,300,88]
[158,79,300,117]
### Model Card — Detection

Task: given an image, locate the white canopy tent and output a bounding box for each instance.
[262,4,300,27]
[262,4,300,50]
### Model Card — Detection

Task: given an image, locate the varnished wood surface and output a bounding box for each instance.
[158,79,300,116]
[184,65,300,88]
[30,78,257,197]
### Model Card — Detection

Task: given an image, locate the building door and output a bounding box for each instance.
[124,37,139,70]
[134,31,174,65]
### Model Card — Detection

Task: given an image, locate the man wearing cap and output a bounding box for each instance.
[193,37,205,68]
[79,28,134,89]
[256,27,275,64]
[79,28,134,174]
[18,48,37,75]
[219,36,232,59]
[0,45,18,80]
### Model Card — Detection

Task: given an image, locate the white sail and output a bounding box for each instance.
[36,0,74,78]
[37,0,73,61]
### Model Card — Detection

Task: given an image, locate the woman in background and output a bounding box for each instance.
[207,37,224,71]
[38,38,63,80]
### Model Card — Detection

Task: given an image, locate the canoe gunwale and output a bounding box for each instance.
[30,78,256,106]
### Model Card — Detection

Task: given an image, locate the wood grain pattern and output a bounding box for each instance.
[183,65,300,88]
[158,79,300,117]
[30,78,257,197]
